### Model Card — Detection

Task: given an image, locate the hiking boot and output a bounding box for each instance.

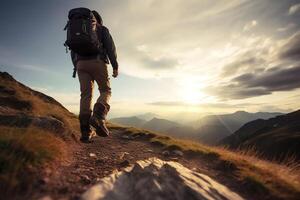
[90,103,109,137]
[80,130,96,143]
[90,116,109,137]
[79,114,95,143]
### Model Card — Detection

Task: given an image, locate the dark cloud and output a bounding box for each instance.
[208,65,300,99]
[279,31,300,61]
[221,53,265,77]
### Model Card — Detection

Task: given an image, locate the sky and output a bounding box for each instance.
[0,0,300,120]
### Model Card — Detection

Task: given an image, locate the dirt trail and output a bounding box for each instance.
[32,130,162,200]
[31,130,247,200]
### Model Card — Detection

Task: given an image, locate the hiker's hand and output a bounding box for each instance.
[112,69,118,78]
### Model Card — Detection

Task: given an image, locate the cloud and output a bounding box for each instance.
[279,31,300,61]
[147,101,259,109]
[148,101,189,106]
[243,20,257,31]
[221,53,265,77]
[140,54,179,70]
[288,3,300,15]
[277,23,296,32]
[207,65,300,99]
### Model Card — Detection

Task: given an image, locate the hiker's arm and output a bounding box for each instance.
[102,27,118,70]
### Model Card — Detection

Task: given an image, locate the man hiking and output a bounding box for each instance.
[65,8,118,143]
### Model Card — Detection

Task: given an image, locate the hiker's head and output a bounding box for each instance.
[92,10,103,25]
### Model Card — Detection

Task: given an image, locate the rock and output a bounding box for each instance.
[96,158,105,164]
[38,177,50,185]
[145,149,153,153]
[81,175,92,185]
[38,196,53,200]
[121,135,133,140]
[119,160,130,168]
[162,150,170,156]
[89,153,96,158]
[173,150,184,157]
[81,157,244,200]
[119,152,129,160]
[0,114,65,133]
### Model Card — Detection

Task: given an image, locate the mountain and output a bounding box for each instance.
[136,112,160,121]
[142,117,180,133]
[110,116,147,128]
[111,115,197,138]
[195,111,282,145]
[166,125,197,139]
[220,110,300,161]
[0,72,78,197]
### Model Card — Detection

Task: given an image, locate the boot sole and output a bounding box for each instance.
[90,118,110,137]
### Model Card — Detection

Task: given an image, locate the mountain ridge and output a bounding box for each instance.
[220,110,300,161]
[110,111,282,145]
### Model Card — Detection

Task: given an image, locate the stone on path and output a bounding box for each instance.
[81,157,244,200]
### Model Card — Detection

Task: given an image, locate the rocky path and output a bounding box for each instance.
[33,130,245,200]
[34,130,162,200]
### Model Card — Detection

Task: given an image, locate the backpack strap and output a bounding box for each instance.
[72,53,78,78]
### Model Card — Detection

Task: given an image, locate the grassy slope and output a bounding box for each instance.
[1,72,299,199]
[0,73,80,195]
[108,123,300,200]
[220,110,300,161]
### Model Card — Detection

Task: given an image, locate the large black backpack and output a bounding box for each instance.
[64,7,102,56]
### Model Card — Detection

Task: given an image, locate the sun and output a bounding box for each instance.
[182,87,206,104]
[178,79,208,105]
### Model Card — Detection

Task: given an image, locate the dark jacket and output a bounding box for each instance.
[71,25,118,70]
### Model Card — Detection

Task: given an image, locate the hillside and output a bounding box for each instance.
[220,110,300,161]
[195,111,282,145]
[110,116,147,128]
[0,72,79,198]
[1,71,299,200]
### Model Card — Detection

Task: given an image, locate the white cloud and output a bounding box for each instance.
[288,3,300,15]
[243,20,258,31]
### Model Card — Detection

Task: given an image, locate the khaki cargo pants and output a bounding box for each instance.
[77,59,111,118]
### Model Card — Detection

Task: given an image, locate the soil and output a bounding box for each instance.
[21,129,271,200]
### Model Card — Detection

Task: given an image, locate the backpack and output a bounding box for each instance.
[64,7,103,56]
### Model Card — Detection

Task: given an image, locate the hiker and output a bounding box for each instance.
[65,8,118,143]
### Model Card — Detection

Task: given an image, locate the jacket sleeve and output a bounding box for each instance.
[101,26,119,70]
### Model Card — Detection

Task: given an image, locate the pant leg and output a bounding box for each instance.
[77,65,94,116]
[91,60,111,118]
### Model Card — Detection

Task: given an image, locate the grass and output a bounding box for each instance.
[0,126,67,194]
[0,76,80,139]
[0,73,80,197]
[108,123,300,200]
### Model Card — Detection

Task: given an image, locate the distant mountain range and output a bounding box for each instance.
[220,110,300,161]
[110,116,146,128]
[110,111,282,144]
[195,111,282,145]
